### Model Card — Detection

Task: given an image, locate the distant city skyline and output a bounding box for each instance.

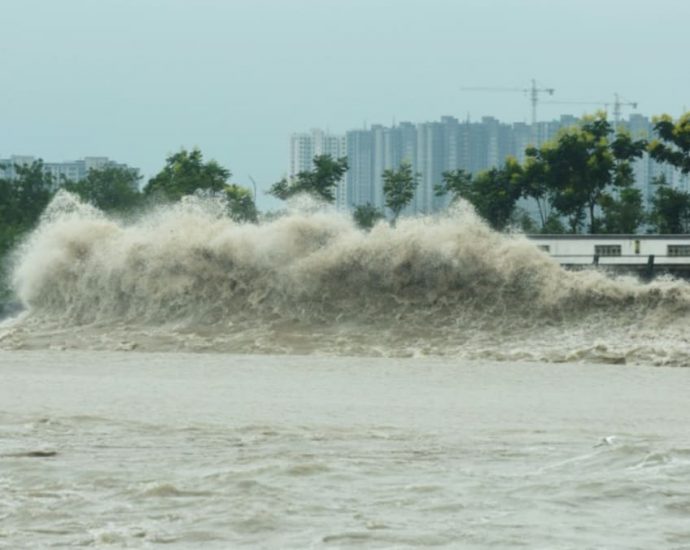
[289,112,686,218]
[3,109,685,219]
[2,0,689,209]
[0,155,134,188]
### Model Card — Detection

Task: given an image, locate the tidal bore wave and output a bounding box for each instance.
[2,191,689,365]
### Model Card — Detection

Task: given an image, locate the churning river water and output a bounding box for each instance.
[1,193,690,547]
[2,352,690,549]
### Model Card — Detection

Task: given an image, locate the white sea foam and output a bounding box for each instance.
[3,191,690,365]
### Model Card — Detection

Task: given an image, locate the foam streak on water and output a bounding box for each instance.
[2,191,690,366]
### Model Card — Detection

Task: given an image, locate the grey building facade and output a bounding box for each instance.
[290,113,687,217]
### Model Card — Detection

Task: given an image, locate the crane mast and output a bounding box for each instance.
[460,78,555,144]
[613,93,638,127]
[460,82,638,141]
[528,79,555,127]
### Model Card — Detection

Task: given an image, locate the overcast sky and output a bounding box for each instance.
[2,0,689,208]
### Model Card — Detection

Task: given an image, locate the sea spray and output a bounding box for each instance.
[3,191,690,365]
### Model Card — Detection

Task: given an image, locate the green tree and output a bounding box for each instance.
[436,158,524,231]
[521,151,552,228]
[510,208,538,233]
[434,168,472,202]
[352,203,384,230]
[63,165,143,213]
[551,119,609,232]
[224,184,258,223]
[540,213,567,234]
[0,175,15,252]
[270,155,348,203]
[525,114,645,233]
[382,161,419,224]
[649,112,690,174]
[145,148,231,201]
[598,187,645,234]
[0,160,55,311]
[2,160,55,233]
[648,176,690,233]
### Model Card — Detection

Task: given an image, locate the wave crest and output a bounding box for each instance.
[4,192,690,365]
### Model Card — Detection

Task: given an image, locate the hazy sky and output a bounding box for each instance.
[2,0,689,208]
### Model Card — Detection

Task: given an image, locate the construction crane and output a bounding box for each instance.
[542,93,638,126]
[461,79,555,128]
[612,93,638,127]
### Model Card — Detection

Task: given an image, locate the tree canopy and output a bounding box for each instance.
[144,148,231,201]
[382,161,418,224]
[270,155,348,203]
[649,113,690,175]
[598,187,646,234]
[648,176,690,233]
[0,160,54,245]
[224,183,258,223]
[524,114,646,233]
[63,165,143,213]
[0,160,56,308]
[436,159,524,231]
[352,203,385,230]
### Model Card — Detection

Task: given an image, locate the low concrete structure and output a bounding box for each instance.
[528,235,690,277]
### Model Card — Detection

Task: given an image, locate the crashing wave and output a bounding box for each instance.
[3,191,690,366]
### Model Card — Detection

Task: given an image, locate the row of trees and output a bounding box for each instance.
[0,149,259,308]
[2,112,689,267]
[1,112,688,309]
[267,112,690,234]
[269,155,420,228]
[435,112,690,234]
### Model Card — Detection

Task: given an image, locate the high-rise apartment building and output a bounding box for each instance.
[288,129,347,206]
[622,114,687,208]
[289,114,687,217]
[345,130,375,209]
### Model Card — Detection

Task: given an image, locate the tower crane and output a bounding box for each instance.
[542,93,638,126]
[461,79,555,134]
[612,93,638,127]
